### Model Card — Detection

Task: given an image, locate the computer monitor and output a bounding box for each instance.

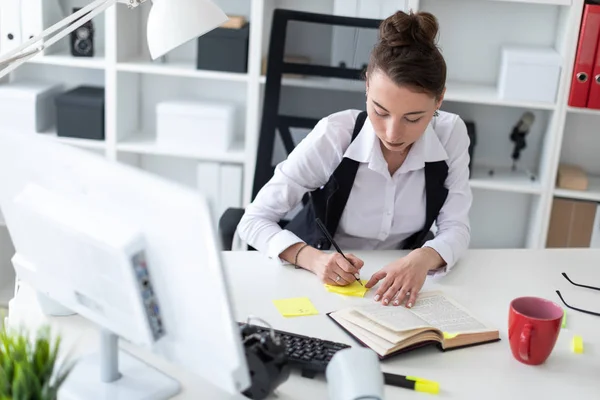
[0,130,251,399]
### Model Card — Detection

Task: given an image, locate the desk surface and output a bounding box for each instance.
[9,249,600,399]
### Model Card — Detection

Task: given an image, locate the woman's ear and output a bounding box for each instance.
[436,87,446,109]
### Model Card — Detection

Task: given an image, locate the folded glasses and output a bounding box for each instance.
[556,272,600,317]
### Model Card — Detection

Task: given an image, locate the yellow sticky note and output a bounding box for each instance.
[443,332,459,340]
[272,297,319,317]
[324,280,369,297]
[572,335,584,354]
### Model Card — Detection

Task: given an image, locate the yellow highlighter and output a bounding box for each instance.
[383,373,440,394]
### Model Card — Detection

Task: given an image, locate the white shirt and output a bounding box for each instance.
[237,109,472,274]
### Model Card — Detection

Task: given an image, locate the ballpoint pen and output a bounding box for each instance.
[383,372,440,395]
[315,218,363,286]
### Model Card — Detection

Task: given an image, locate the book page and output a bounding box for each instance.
[329,311,394,357]
[340,309,425,344]
[352,303,431,333]
[408,291,488,333]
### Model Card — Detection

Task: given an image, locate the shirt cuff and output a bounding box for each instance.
[422,238,454,277]
[267,229,305,265]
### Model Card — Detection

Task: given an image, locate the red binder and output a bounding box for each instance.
[568,4,600,108]
[588,30,600,109]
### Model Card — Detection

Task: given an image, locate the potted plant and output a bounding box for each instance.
[0,324,75,400]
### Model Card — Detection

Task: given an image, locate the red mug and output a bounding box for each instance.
[508,297,563,365]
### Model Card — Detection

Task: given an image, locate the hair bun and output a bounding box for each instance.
[379,10,439,49]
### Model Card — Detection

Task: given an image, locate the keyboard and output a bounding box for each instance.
[242,324,351,378]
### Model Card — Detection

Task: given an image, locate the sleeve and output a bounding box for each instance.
[236,114,355,262]
[422,117,472,276]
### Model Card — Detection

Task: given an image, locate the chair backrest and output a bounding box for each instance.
[252,9,382,200]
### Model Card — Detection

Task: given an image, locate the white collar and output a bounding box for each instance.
[343,115,375,163]
[399,122,449,173]
[343,115,448,173]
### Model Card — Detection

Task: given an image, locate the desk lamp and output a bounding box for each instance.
[0,0,228,78]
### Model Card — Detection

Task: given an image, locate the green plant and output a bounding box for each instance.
[0,325,74,400]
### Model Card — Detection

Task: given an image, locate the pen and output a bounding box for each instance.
[383,372,440,395]
[315,218,363,286]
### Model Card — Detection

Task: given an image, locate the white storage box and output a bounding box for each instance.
[156,100,236,151]
[498,46,562,104]
[0,80,64,133]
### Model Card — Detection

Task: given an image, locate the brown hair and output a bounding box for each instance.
[367,10,446,99]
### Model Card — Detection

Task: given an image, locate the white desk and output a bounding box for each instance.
[8,249,600,399]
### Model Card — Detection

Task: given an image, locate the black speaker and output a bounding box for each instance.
[70,8,94,57]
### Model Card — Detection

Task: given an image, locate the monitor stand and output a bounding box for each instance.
[59,328,180,400]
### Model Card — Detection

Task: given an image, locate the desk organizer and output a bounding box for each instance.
[55,86,105,140]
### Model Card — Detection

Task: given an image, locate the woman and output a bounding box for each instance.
[237,10,472,308]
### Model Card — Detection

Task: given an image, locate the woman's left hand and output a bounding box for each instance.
[365,247,445,308]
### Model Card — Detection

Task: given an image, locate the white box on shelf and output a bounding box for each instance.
[156,100,236,151]
[0,80,64,133]
[498,45,562,104]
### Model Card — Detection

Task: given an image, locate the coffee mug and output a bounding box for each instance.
[508,297,563,365]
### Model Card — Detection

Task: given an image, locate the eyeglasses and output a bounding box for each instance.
[556,272,600,317]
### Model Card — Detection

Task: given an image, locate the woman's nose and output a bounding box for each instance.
[385,120,403,142]
[385,127,402,143]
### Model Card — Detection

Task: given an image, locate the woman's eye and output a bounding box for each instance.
[405,117,422,124]
[375,109,388,117]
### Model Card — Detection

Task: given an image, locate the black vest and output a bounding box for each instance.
[284,111,449,251]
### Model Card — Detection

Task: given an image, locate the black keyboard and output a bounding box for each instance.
[243,324,351,378]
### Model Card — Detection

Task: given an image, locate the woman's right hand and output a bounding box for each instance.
[310,252,364,286]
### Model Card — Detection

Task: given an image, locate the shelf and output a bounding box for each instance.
[117,132,246,163]
[260,76,556,110]
[567,106,600,117]
[488,0,571,5]
[37,130,106,150]
[259,75,365,92]
[554,176,600,202]
[117,58,249,82]
[469,166,542,194]
[443,82,556,110]
[26,50,106,69]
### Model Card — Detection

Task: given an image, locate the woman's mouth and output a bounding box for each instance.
[386,140,404,148]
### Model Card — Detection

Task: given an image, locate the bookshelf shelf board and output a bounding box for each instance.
[490,0,572,5]
[260,76,556,110]
[567,106,600,117]
[443,82,556,110]
[469,166,543,194]
[117,131,246,163]
[26,51,106,69]
[117,58,250,82]
[554,176,600,203]
[37,129,106,150]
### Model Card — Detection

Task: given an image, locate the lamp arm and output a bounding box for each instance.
[0,0,148,80]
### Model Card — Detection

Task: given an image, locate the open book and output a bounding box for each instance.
[327,291,500,359]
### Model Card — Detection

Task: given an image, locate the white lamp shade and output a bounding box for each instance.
[147,0,228,59]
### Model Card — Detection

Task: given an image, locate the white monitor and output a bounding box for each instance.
[0,130,251,399]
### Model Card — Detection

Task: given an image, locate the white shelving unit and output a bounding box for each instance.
[1,0,596,252]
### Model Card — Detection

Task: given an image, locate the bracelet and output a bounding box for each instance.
[294,243,310,269]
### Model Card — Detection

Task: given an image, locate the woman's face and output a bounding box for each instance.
[366,69,443,154]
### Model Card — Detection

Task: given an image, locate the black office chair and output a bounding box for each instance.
[218,9,382,250]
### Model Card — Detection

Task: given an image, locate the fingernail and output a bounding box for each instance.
[374,295,380,302]
[407,303,413,308]
[354,273,360,279]
[383,298,389,305]
[393,299,399,306]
